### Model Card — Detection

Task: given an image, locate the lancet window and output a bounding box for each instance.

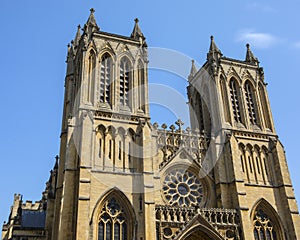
[100,53,112,104]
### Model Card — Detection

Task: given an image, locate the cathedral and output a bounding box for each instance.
[2,9,300,240]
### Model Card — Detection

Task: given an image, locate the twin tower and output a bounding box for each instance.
[3,9,300,240]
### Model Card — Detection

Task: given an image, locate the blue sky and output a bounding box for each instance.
[0,0,300,222]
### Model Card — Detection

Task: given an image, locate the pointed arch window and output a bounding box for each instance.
[98,198,128,240]
[253,209,279,240]
[87,51,96,103]
[220,76,231,124]
[137,61,145,111]
[120,58,130,106]
[100,53,112,104]
[258,83,272,130]
[244,81,258,125]
[229,78,242,123]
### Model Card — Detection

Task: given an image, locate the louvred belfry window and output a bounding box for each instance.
[244,81,257,125]
[100,54,111,104]
[229,79,242,122]
[120,58,130,106]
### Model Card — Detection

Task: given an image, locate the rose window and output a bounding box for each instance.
[162,169,204,207]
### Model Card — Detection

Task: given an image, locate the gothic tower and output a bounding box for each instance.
[47,9,153,240]
[187,36,300,239]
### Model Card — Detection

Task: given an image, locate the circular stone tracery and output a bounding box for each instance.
[162,169,204,207]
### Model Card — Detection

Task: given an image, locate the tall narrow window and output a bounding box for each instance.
[229,79,242,123]
[220,77,231,123]
[241,155,245,172]
[109,140,112,160]
[259,83,272,130]
[256,157,260,174]
[128,142,131,163]
[87,51,96,103]
[138,61,145,111]
[118,141,122,161]
[99,139,102,158]
[244,81,257,125]
[196,93,205,131]
[120,58,130,106]
[98,222,104,240]
[248,156,253,173]
[98,198,129,240]
[100,54,112,104]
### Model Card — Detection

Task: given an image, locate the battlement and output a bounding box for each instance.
[22,200,42,210]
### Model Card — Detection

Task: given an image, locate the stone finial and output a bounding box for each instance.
[153,122,159,130]
[175,119,184,130]
[90,8,95,14]
[169,124,175,131]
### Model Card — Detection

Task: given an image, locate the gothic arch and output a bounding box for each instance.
[177,223,224,240]
[227,67,242,85]
[90,188,136,240]
[127,128,135,139]
[250,198,285,240]
[95,125,106,166]
[99,42,116,61]
[116,43,135,61]
[118,52,134,66]
[241,69,256,85]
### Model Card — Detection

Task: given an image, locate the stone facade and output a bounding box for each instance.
[2,9,300,240]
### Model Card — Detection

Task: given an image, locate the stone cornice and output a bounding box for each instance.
[94,31,141,45]
[231,129,277,141]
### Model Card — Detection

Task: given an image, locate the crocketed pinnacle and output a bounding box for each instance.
[207,35,222,61]
[84,8,100,33]
[74,25,82,46]
[131,18,144,40]
[189,60,197,79]
[209,36,221,54]
[245,43,258,64]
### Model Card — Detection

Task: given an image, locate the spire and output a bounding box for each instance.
[131,18,145,41]
[245,43,258,65]
[207,35,222,61]
[83,8,100,34]
[188,60,197,80]
[74,24,82,46]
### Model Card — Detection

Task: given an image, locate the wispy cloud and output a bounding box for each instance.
[245,2,277,13]
[236,30,278,49]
